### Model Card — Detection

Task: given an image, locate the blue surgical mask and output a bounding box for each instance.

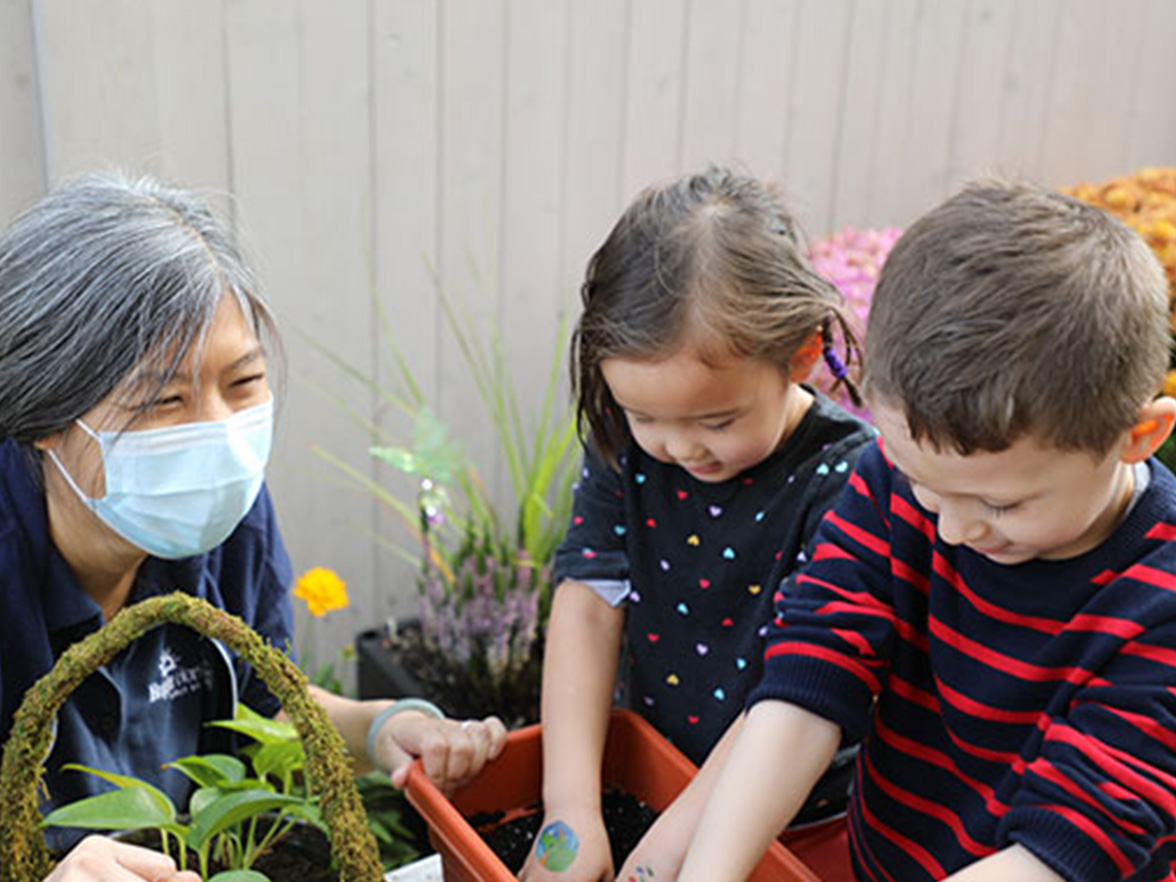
[47,399,274,559]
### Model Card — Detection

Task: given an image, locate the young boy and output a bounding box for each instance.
[678,181,1176,882]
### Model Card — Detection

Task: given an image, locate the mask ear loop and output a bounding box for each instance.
[42,418,108,506]
[821,318,864,408]
[45,447,98,506]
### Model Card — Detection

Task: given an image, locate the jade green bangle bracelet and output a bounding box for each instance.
[365,697,446,768]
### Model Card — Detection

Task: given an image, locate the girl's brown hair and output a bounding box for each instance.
[572,165,859,466]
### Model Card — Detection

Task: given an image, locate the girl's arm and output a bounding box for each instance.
[520,579,625,882]
[678,700,841,882]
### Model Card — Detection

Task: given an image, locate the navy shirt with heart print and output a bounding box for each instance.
[554,390,876,765]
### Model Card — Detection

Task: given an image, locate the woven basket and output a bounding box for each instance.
[0,592,383,881]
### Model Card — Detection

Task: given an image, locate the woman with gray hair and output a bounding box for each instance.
[0,172,506,882]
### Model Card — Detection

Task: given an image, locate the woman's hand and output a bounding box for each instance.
[44,836,201,882]
[519,806,614,882]
[371,711,508,793]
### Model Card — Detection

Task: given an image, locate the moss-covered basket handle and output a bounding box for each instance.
[0,592,383,881]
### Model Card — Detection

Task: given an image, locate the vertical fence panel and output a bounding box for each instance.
[6,0,1176,658]
[560,0,629,297]
[620,0,686,197]
[734,0,798,182]
[1126,0,1176,171]
[370,0,443,620]
[829,0,888,230]
[868,0,919,226]
[436,0,506,513]
[678,0,744,171]
[499,0,569,508]
[868,0,969,227]
[995,0,1062,182]
[1038,0,1140,187]
[946,0,1017,190]
[897,0,968,217]
[0,0,44,221]
[782,0,854,235]
[35,0,162,180]
[34,0,230,195]
[225,0,376,661]
[149,1,232,216]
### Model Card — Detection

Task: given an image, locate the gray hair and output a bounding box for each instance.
[0,170,282,453]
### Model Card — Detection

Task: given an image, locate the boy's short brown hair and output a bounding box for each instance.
[864,180,1171,455]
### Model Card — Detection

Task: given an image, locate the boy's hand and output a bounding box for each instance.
[519,806,614,882]
[615,851,677,882]
[613,792,695,882]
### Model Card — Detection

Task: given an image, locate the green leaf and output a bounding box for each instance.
[41,787,177,832]
[251,741,305,782]
[284,802,329,835]
[166,754,247,788]
[208,706,297,746]
[208,871,271,882]
[369,445,419,473]
[58,763,175,817]
[186,790,304,851]
[190,786,226,817]
[219,777,276,793]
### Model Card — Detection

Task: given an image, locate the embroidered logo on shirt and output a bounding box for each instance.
[148,646,212,703]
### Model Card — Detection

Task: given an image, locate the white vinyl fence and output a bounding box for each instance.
[2,0,1175,660]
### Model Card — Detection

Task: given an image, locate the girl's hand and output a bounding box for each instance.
[519,807,613,882]
[373,712,508,793]
[44,836,201,881]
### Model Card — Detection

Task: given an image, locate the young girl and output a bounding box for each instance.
[520,167,876,882]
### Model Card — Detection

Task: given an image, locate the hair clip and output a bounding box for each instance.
[822,343,849,381]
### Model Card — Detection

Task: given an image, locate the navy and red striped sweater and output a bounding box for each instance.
[750,442,1176,882]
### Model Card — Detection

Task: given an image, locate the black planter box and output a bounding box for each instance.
[355,626,426,700]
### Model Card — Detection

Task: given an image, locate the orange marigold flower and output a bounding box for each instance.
[293,567,349,618]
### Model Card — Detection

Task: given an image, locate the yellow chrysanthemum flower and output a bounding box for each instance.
[1064,168,1176,341]
[292,567,349,618]
[1164,370,1176,399]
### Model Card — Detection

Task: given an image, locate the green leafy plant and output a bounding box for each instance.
[352,772,427,872]
[42,706,323,881]
[309,281,579,726]
[0,593,382,882]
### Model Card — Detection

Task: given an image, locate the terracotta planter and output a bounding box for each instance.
[405,708,821,882]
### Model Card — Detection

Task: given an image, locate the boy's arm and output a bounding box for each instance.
[520,579,624,882]
[678,700,841,882]
[944,845,1066,882]
[615,712,747,879]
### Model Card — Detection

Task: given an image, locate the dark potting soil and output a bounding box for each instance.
[470,789,659,874]
[109,823,337,881]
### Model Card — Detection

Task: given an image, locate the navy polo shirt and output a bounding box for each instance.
[0,439,295,851]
